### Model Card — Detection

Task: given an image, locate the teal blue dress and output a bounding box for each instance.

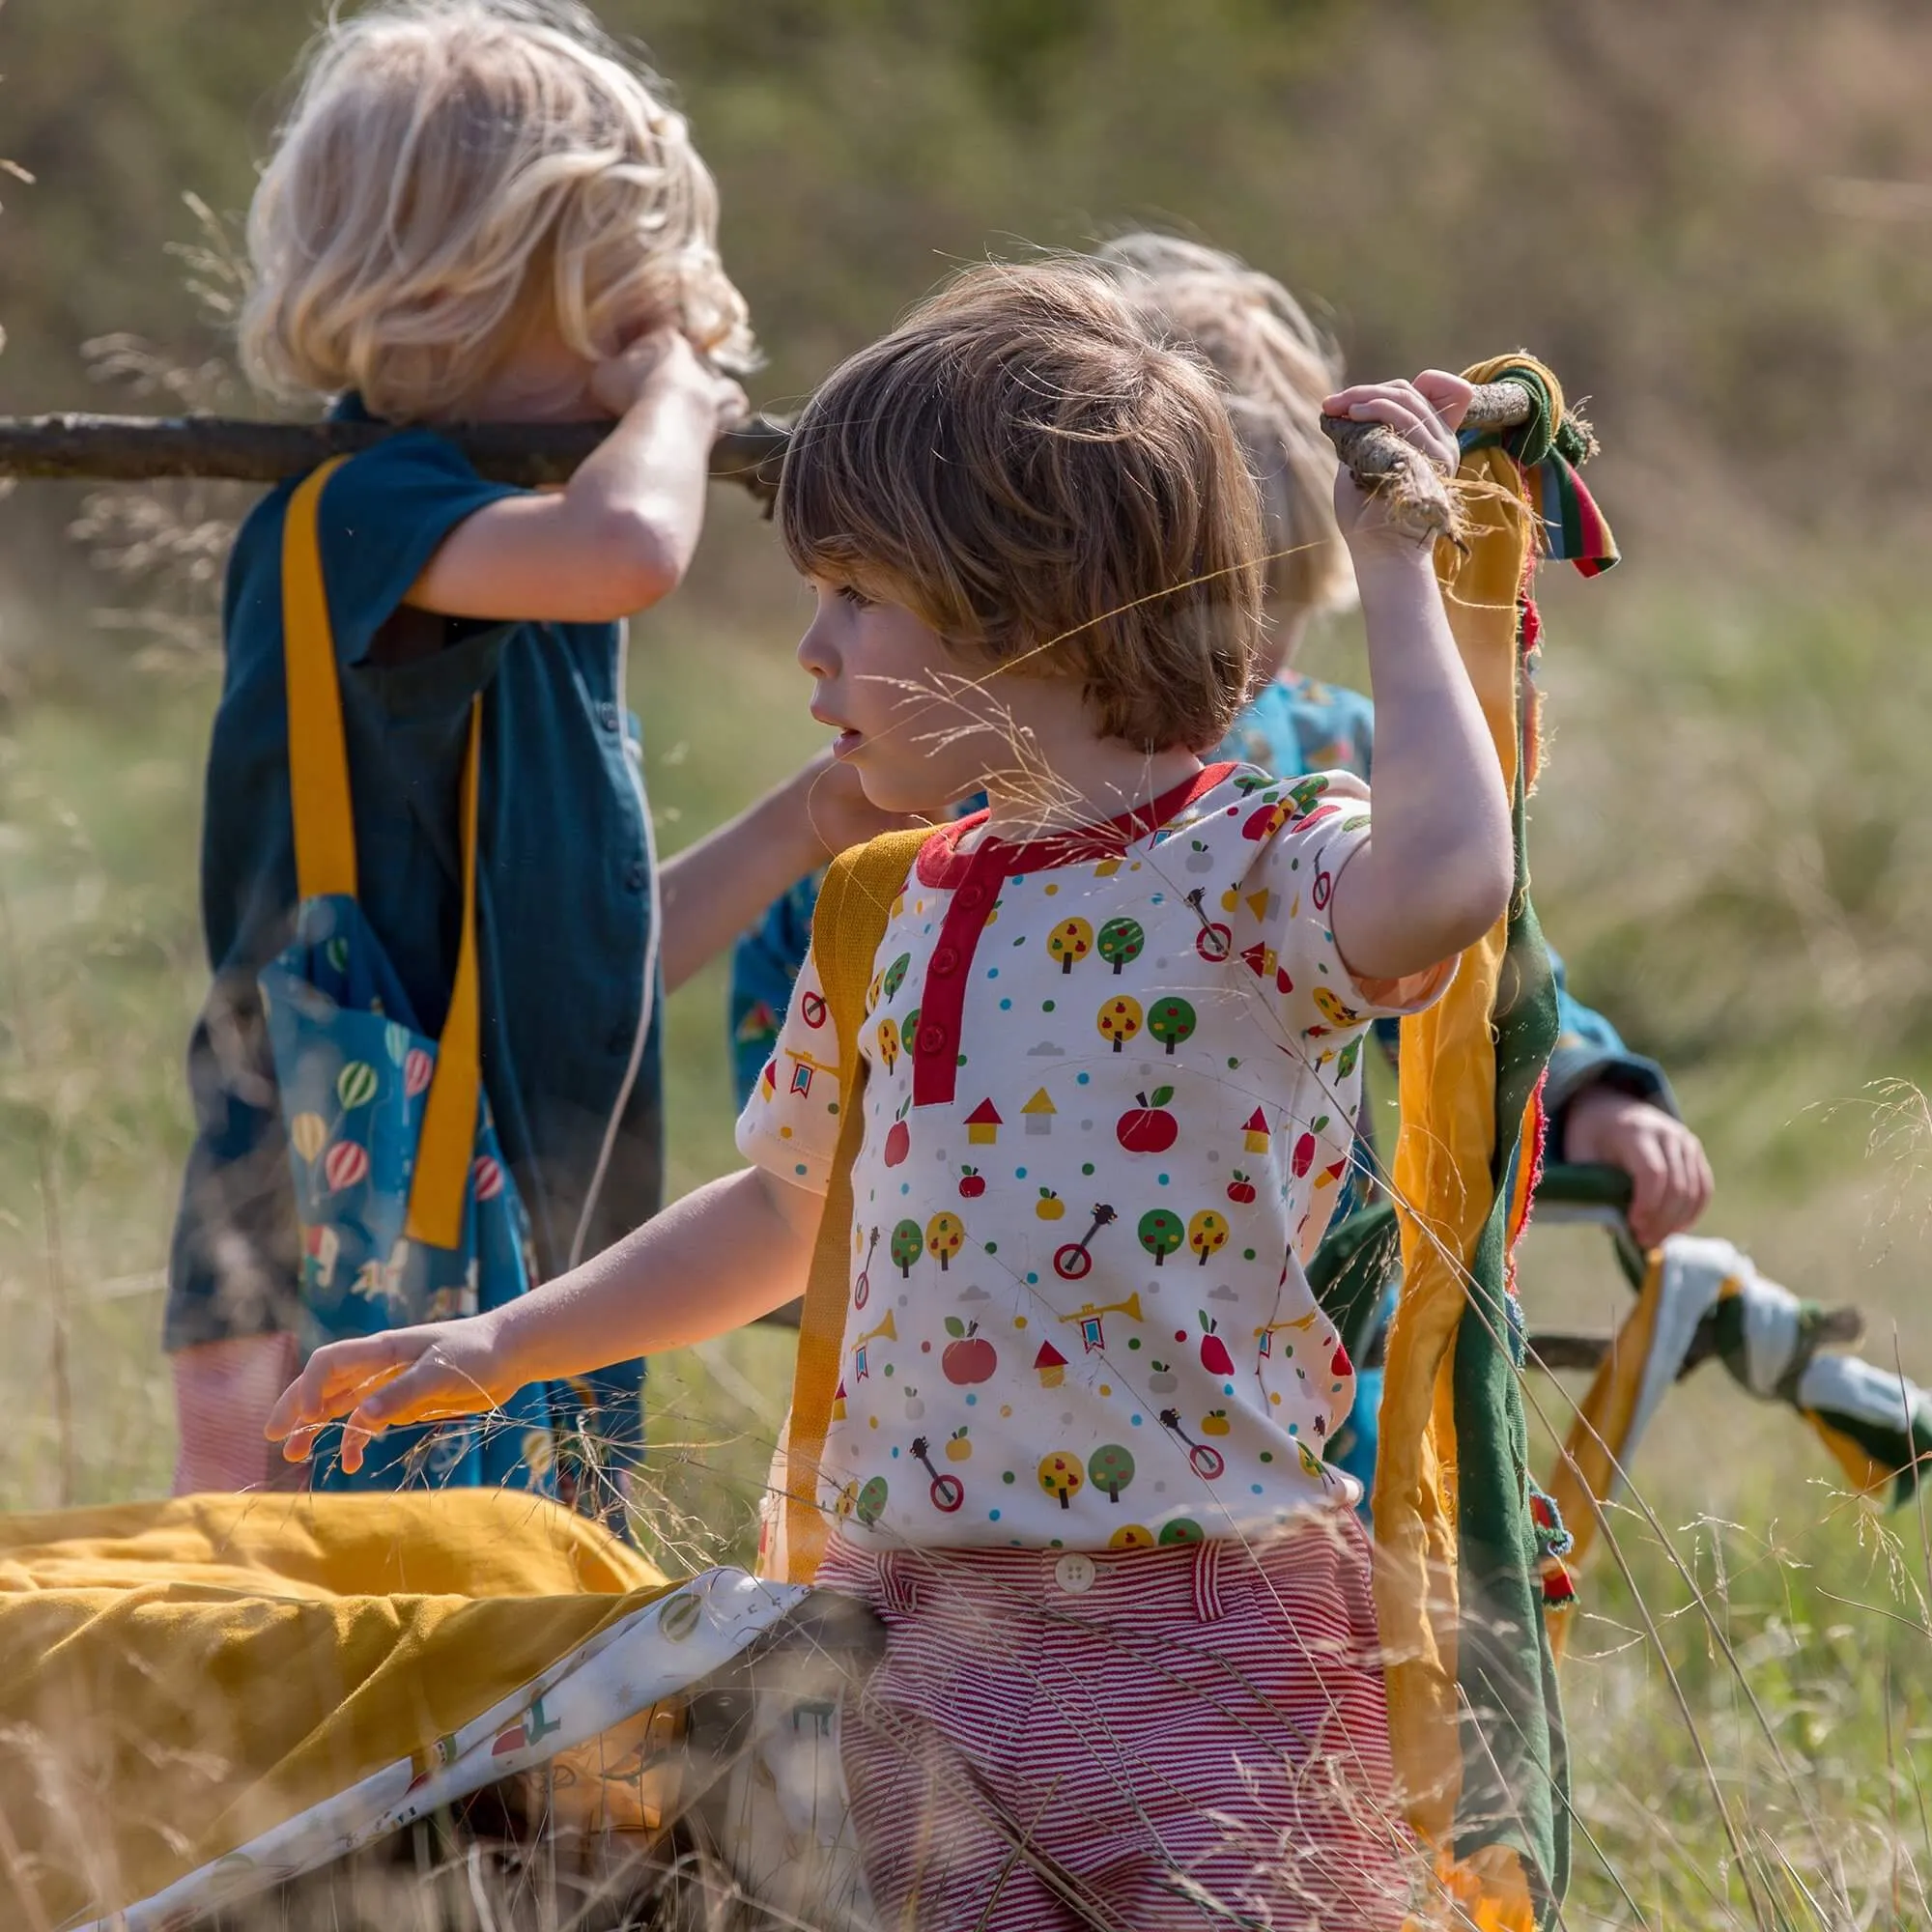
[167,409,656,1508]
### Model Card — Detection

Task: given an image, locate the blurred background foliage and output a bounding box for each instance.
[5,5,1932,1918]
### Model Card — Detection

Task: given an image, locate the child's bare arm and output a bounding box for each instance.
[658,750,928,992]
[266,1164,817,1470]
[407,329,745,624]
[1324,374,1515,983]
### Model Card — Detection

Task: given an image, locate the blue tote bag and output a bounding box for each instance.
[259,459,629,1524]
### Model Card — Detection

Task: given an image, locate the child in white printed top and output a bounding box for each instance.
[270,261,1511,1931]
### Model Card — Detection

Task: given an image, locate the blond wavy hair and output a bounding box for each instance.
[779,260,1263,756]
[240,0,753,421]
[1094,234,1352,617]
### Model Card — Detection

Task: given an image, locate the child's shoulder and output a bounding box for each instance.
[222,426,532,666]
[1156,760,1370,849]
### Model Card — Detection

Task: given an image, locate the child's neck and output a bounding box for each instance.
[436,328,597,426]
[978,735,1204,843]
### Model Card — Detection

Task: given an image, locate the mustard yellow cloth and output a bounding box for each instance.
[0,1490,667,1925]
[1378,355,1570,1930]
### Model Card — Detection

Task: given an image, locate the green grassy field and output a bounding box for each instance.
[3,517,1930,1924]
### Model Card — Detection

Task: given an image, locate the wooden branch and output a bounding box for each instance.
[1319,377,1577,547]
[0,380,1586,537]
[0,410,792,501]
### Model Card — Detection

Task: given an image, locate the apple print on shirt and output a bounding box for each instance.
[737,763,1452,1549]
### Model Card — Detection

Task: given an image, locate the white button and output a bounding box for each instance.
[1054,1552,1096,1595]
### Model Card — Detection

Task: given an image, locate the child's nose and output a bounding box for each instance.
[796,611,838,682]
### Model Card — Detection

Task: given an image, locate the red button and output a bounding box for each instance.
[919,1026,946,1055]
[932,948,959,977]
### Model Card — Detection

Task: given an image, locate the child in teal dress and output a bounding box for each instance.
[167,0,887,1503]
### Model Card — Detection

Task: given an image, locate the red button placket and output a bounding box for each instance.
[910,842,1008,1108]
[905,762,1240,1113]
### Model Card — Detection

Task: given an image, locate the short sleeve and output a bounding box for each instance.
[1240,770,1455,1041]
[313,435,522,668]
[734,945,843,1195]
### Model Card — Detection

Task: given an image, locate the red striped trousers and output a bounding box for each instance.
[817,1515,1415,1931]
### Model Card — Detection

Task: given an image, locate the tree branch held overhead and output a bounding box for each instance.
[1317,379,1592,545]
[0,381,1585,540]
[0,412,794,502]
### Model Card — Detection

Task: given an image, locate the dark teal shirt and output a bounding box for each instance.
[167,424,663,1393]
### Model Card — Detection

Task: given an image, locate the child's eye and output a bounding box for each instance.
[837,583,875,611]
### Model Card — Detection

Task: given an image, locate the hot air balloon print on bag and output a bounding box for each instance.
[257,504,625,1509]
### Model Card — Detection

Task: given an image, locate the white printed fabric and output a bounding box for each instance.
[88,1570,807,1931]
[738,762,1451,1551]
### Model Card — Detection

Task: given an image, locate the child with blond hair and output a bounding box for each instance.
[169,0,886,1504]
[271,257,1508,1926]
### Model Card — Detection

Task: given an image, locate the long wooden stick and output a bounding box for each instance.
[0,380,1575,538]
[0,410,792,498]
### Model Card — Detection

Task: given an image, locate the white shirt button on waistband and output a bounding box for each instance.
[1054,1552,1096,1595]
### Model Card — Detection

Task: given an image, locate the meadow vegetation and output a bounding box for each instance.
[2,3,1930,1923]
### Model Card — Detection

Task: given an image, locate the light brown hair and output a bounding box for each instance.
[778,260,1264,754]
[1094,234,1351,616]
[241,0,753,421]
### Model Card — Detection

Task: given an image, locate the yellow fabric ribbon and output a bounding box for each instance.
[1377,355,1565,1913]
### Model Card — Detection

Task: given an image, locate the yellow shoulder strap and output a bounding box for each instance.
[282,463,358,901]
[280,460,481,1252]
[781,826,934,1584]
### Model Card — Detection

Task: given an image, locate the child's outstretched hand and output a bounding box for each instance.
[264,1314,514,1474]
[797,744,936,859]
[592,324,748,428]
[1324,372,1474,554]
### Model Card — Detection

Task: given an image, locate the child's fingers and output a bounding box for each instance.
[1411,369,1476,430]
[1322,381,1434,421]
[1321,387,1458,472]
[264,1334,418,1444]
[1621,1140,1669,1248]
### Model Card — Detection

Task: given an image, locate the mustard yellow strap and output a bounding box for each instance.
[282,460,357,902]
[407,698,485,1252]
[279,454,483,1253]
[782,828,934,1584]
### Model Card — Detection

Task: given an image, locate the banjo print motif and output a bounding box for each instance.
[737,762,1452,1548]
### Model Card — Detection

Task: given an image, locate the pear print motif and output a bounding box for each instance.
[1198,1313,1236,1377]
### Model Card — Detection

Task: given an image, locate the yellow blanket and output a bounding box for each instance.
[0,1490,668,1926]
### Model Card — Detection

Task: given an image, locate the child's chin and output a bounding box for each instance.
[855,766,930,814]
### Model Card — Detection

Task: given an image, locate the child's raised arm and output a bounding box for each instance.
[266,1163,817,1471]
[1322,373,1515,984]
[406,328,746,625]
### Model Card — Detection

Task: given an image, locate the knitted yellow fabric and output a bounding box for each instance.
[780,827,936,1585]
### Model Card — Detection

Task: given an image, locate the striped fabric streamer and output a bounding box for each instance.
[1533,455,1619,576]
